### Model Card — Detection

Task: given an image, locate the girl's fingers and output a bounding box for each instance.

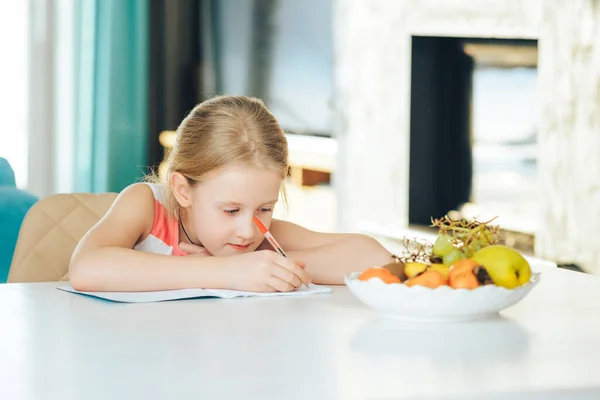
[266,275,295,292]
[271,266,303,288]
[272,255,311,285]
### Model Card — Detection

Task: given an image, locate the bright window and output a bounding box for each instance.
[0,2,29,188]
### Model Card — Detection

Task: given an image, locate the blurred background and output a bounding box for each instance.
[1,0,597,273]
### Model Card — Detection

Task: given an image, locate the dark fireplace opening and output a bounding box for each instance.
[408,36,538,248]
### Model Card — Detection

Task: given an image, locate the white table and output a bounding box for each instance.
[1,265,600,400]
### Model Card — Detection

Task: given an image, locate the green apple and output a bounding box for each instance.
[471,245,531,289]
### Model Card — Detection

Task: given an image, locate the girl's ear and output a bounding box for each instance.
[171,172,194,208]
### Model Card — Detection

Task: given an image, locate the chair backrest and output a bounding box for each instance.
[8,192,118,283]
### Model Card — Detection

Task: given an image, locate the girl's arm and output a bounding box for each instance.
[69,184,229,291]
[287,236,395,285]
[69,184,308,292]
[268,219,348,250]
[271,219,395,284]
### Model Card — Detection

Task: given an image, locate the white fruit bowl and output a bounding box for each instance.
[345,271,541,322]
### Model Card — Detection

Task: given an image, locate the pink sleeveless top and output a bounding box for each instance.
[133,183,187,256]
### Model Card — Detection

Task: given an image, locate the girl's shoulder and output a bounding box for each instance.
[134,182,169,205]
[110,183,163,237]
[118,182,160,205]
[120,181,171,221]
[81,183,157,247]
[123,183,183,254]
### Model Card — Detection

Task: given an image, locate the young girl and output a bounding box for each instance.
[69,95,397,292]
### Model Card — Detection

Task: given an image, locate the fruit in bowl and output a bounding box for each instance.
[358,244,532,290]
[348,216,541,321]
[357,216,533,291]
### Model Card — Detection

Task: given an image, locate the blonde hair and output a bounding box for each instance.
[155,95,289,218]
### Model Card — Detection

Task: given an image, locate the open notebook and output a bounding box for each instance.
[57,283,333,303]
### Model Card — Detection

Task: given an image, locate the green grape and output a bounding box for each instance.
[433,234,454,257]
[443,247,466,266]
[469,230,494,255]
[467,240,483,254]
[480,229,494,245]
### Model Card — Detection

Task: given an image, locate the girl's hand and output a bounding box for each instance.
[179,242,211,257]
[225,250,311,292]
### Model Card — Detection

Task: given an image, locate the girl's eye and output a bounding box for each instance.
[259,208,273,213]
[224,209,239,215]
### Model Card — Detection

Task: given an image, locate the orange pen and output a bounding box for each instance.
[253,216,309,290]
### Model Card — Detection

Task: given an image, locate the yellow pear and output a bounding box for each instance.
[404,262,428,279]
[471,245,531,289]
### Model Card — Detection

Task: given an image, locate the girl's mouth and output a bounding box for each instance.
[228,243,252,251]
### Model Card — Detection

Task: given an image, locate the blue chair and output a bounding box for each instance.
[0,158,38,283]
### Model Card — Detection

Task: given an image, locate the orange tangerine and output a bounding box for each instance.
[405,270,448,289]
[448,258,480,279]
[358,267,401,284]
[448,270,480,290]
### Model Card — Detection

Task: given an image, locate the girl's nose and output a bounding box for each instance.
[236,217,256,240]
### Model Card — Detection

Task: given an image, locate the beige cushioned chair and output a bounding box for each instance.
[8,192,118,283]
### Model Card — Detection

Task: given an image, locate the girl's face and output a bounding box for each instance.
[180,163,283,256]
